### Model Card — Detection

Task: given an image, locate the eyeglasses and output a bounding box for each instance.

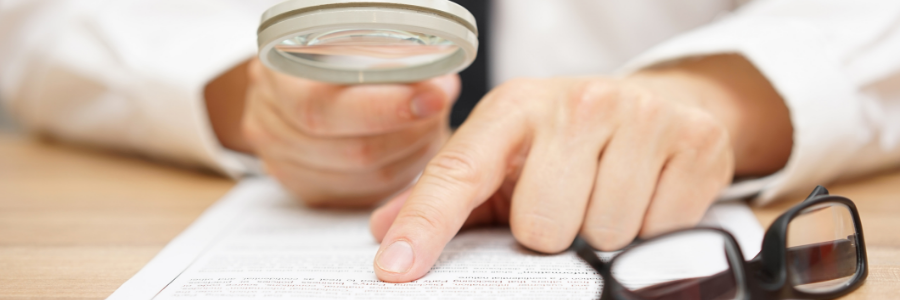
[575,186,868,300]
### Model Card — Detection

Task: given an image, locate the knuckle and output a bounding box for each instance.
[398,199,448,232]
[568,79,619,112]
[632,93,664,124]
[341,139,381,171]
[560,79,622,129]
[423,149,482,188]
[511,212,569,253]
[679,110,730,151]
[295,109,325,136]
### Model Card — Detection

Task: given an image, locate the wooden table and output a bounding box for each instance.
[1,133,898,299]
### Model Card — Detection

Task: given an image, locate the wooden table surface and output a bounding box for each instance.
[1,133,898,299]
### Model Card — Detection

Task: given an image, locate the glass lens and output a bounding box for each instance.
[275,29,459,70]
[611,231,743,300]
[787,202,859,293]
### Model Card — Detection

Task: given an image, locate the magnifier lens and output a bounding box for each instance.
[276,29,460,70]
[259,0,478,83]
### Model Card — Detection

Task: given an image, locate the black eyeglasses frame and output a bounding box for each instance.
[575,186,868,300]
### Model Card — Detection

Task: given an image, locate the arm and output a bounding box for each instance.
[1,0,458,205]
[620,0,900,202]
[0,1,275,176]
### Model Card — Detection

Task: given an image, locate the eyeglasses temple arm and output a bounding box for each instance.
[573,238,615,300]
[804,185,830,202]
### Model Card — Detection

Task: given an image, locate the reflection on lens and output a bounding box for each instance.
[275,29,459,70]
[611,231,743,300]
[787,202,859,293]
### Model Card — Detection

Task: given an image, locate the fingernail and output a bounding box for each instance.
[376,240,415,273]
[410,94,442,118]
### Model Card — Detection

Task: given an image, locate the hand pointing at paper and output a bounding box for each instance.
[368,54,794,283]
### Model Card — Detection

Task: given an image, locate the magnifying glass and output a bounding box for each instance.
[257,0,479,84]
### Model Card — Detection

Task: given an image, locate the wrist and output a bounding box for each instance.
[205,59,253,154]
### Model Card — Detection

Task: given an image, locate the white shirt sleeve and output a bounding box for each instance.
[0,0,278,177]
[618,0,900,204]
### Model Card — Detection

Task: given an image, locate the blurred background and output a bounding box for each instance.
[0,96,20,133]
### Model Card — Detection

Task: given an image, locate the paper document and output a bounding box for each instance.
[109,178,763,300]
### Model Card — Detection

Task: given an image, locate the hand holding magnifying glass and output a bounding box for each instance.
[244,0,475,206]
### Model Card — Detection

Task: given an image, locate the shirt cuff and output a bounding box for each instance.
[617,16,870,204]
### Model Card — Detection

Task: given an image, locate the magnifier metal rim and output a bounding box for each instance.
[257,0,479,84]
[259,0,477,35]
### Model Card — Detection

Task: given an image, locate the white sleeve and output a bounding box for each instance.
[618,0,900,204]
[0,0,279,177]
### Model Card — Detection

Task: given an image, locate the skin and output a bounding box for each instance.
[207,59,460,207]
[205,54,793,283]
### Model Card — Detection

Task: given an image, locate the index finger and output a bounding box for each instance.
[372,101,527,282]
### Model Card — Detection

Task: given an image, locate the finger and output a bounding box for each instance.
[261,136,442,208]
[265,70,460,136]
[371,191,512,244]
[582,95,671,251]
[371,174,520,243]
[640,113,733,237]
[372,99,529,283]
[508,81,618,253]
[247,88,445,173]
[371,189,412,243]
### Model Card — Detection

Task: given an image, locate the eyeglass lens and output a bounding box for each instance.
[786,202,859,293]
[610,231,742,300]
[276,29,459,71]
